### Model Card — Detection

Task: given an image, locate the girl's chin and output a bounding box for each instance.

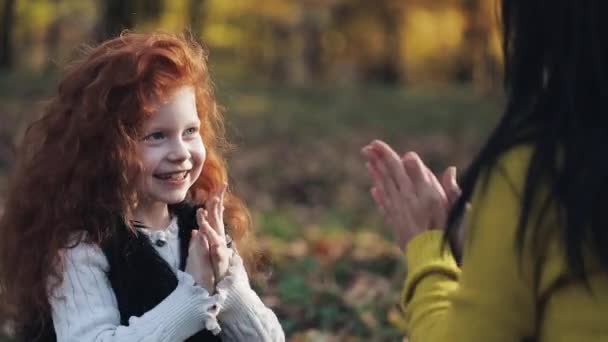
[145,191,189,206]
[137,182,191,206]
[163,193,189,204]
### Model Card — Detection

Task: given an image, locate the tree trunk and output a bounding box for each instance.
[139,0,163,22]
[462,0,499,91]
[188,0,207,37]
[96,0,137,42]
[45,0,63,72]
[0,0,16,69]
[300,8,324,82]
[366,0,406,84]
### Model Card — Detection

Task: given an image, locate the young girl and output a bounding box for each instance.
[363,0,608,340]
[0,32,284,341]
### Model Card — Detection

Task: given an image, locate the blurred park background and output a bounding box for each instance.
[0,0,504,341]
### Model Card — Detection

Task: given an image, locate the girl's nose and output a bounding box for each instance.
[167,139,190,162]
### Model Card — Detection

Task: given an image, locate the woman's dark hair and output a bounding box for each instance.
[446,0,608,278]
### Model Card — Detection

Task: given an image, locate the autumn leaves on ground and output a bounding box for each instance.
[0,71,500,341]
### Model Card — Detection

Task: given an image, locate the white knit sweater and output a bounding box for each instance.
[48,217,285,341]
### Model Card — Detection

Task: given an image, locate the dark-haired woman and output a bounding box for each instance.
[363,0,608,340]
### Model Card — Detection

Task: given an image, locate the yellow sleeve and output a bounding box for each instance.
[401,148,538,341]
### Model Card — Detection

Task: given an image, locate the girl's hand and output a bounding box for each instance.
[362,140,454,251]
[198,184,231,284]
[185,229,215,293]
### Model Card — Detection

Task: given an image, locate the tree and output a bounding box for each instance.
[188,0,207,37]
[460,0,500,91]
[0,0,16,69]
[96,0,137,41]
[375,0,407,84]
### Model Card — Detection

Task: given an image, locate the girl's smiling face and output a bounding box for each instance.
[135,86,205,208]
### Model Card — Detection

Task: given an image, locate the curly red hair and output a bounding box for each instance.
[0,32,256,327]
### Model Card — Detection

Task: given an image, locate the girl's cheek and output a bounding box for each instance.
[145,145,166,162]
[191,139,206,160]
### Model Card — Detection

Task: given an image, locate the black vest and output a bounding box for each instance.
[22,202,222,342]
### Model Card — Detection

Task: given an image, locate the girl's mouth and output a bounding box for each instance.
[154,170,189,181]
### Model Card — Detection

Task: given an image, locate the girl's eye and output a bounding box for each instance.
[143,132,165,141]
[184,127,199,136]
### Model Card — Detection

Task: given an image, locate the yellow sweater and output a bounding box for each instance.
[401,147,608,341]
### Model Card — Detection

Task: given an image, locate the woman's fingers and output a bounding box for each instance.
[370,185,387,210]
[371,186,394,226]
[363,141,413,195]
[369,140,414,192]
[366,162,390,206]
[441,166,461,207]
[402,152,431,194]
[425,167,447,201]
[371,157,403,212]
[362,141,460,249]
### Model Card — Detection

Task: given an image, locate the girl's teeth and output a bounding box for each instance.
[157,171,187,180]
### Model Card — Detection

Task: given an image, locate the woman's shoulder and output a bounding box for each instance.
[496,145,534,176]
[485,145,535,196]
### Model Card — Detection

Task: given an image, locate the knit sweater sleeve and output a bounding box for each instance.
[400,147,538,341]
[213,251,285,342]
[49,241,221,342]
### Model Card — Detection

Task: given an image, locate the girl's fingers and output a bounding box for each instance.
[208,197,218,230]
[196,209,205,231]
[204,195,218,232]
[220,184,227,210]
[198,229,210,254]
[217,185,226,236]
[200,213,231,278]
[189,229,199,254]
[200,214,224,248]
[213,194,221,227]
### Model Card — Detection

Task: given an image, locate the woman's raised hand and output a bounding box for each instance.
[362,140,459,251]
